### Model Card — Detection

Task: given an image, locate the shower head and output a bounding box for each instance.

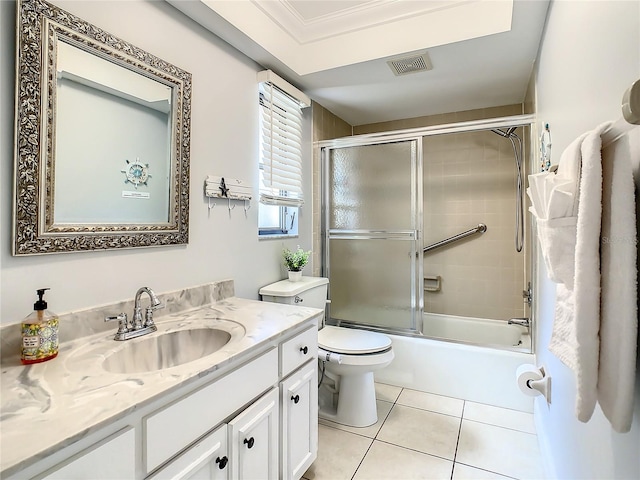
[491,127,518,138]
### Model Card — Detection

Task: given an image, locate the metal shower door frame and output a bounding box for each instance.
[318,113,536,344]
[320,137,424,335]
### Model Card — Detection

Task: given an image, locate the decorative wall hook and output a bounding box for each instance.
[208,197,216,211]
[244,199,251,214]
[219,177,230,197]
[228,197,236,212]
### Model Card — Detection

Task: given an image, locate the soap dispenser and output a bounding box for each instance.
[21,288,59,365]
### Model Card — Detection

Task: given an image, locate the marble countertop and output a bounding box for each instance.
[0,295,322,476]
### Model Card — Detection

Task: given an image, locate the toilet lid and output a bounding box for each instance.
[318,326,392,355]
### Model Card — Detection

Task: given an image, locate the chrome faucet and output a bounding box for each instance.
[105,287,164,341]
[508,317,530,328]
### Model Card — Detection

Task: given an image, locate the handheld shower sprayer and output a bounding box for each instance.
[491,126,524,252]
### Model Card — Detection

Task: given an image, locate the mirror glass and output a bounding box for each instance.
[13,0,192,255]
[54,41,172,224]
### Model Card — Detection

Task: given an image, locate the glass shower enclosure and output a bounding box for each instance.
[322,139,423,334]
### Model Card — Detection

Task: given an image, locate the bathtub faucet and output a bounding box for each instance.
[508,317,530,328]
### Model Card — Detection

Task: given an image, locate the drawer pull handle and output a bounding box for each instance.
[216,456,228,469]
[300,346,308,355]
[291,394,300,404]
[244,437,255,449]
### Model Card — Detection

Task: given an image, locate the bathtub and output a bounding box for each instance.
[374,313,535,412]
[422,312,531,351]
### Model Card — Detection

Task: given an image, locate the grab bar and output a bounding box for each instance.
[423,223,487,253]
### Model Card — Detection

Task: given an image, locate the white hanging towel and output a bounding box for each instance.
[549,123,610,424]
[597,133,638,433]
[527,132,588,290]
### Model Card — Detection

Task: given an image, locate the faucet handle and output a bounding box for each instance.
[144,303,164,328]
[105,313,128,334]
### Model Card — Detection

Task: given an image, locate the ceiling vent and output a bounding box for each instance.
[387,52,433,76]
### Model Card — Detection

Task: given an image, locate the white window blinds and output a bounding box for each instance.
[259,81,305,207]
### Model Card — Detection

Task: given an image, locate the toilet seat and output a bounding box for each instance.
[319,326,391,355]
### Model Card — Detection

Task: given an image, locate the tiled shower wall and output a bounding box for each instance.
[422,128,527,320]
[312,103,529,321]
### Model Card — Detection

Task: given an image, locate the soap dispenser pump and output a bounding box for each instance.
[21,288,59,365]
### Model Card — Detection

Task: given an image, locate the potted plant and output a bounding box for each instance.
[282,246,311,282]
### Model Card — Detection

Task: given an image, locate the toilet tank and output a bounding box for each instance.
[259,277,328,311]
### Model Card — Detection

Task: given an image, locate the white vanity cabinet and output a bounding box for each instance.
[7,319,319,480]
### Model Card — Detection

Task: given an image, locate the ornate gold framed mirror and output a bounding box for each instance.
[13,0,192,255]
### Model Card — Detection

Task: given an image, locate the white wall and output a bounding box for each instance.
[534,1,640,478]
[0,0,313,324]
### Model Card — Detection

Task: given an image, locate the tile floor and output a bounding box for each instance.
[303,383,544,480]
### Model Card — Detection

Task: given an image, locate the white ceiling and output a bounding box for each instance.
[167,0,550,126]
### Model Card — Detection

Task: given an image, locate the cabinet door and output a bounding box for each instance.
[40,427,135,480]
[149,425,229,480]
[281,362,318,480]
[229,388,279,480]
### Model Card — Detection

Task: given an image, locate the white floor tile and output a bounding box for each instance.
[377,404,461,460]
[453,463,515,480]
[456,420,545,480]
[397,389,464,417]
[375,382,403,403]
[303,424,373,480]
[354,441,453,480]
[464,402,536,434]
[319,400,393,438]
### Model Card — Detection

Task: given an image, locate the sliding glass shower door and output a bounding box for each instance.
[323,140,422,334]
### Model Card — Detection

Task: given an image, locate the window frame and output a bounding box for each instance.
[257,76,306,238]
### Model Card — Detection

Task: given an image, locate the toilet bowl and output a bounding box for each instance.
[259,277,394,428]
[318,326,394,427]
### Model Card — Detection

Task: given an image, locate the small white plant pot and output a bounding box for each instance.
[288,270,303,282]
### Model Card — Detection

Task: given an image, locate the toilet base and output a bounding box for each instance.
[319,371,378,427]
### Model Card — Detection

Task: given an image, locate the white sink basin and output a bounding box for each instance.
[102,328,232,374]
[65,317,246,375]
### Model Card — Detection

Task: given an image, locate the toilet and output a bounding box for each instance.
[259,276,394,427]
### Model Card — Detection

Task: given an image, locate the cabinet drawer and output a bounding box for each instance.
[280,326,317,378]
[145,348,278,474]
[40,427,135,480]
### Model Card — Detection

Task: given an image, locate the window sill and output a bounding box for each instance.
[258,234,299,241]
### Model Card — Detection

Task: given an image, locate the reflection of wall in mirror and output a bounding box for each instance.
[57,41,171,113]
[54,78,171,224]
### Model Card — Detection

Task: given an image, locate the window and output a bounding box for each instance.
[258,203,298,236]
[257,71,309,237]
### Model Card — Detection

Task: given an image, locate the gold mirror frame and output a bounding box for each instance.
[13,0,191,255]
